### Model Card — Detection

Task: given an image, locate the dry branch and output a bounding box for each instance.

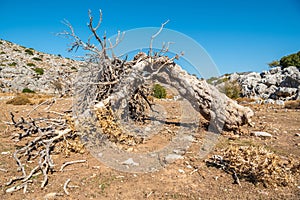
[60,160,86,172]
[63,178,71,195]
[6,112,77,193]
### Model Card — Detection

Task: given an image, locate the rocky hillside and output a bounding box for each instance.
[209,66,300,102]
[0,39,83,94]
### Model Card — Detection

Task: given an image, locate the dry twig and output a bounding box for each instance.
[63,178,71,195]
[60,160,86,172]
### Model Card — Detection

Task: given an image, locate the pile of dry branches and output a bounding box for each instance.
[5,110,82,193]
[207,145,300,187]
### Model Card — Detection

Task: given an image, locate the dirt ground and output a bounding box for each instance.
[0,93,299,200]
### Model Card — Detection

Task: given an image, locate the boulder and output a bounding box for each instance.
[280,76,300,88]
[275,87,298,98]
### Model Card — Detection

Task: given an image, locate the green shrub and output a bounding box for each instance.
[223,81,241,99]
[207,77,229,85]
[152,84,167,99]
[268,60,280,68]
[71,66,77,71]
[13,49,21,52]
[32,68,44,75]
[32,57,42,61]
[206,77,218,85]
[0,51,5,54]
[22,88,35,93]
[25,49,34,55]
[279,51,300,69]
[8,62,17,66]
[27,63,36,67]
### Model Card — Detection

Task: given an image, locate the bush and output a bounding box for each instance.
[22,88,35,93]
[207,76,229,85]
[33,68,44,75]
[25,49,34,55]
[32,57,42,61]
[213,145,300,187]
[268,60,280,68]
[279,51,300,69]
[206,77,218,85]
[0,51,6,54]
[27,63,36,67]
[152,84,167,99]
[8,62,17,66]
[223,81,241,99]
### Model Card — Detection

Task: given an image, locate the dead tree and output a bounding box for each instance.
[5,10,254,194]
[65,10,253,133]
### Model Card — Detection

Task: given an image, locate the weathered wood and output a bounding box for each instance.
[105,54,253,132]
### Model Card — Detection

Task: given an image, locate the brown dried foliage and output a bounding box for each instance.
[222,145,299,187]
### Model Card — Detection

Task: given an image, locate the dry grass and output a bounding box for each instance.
[221,145,299,187]
[236,97,256,104]
[96,105,143,146]
[284,100,300,109]
[6,95,32,105]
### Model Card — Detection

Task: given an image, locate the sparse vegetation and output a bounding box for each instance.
[0,51,6,54]
[152,83,167,99]
[13,48,21,53]
[268,60,280,68]
[25,48,34,55]
[27,62,36,67]
[8,62,17,66]
[32,57,42,61]
[210,145,299,187]
[207,76,229,85]
[6,95,32,105]
[279,51,300,69]
[206,76,218,84]
[22,88,35,93]
[284,100,300,109]
[32,67,44,75]
[223,81,242,99]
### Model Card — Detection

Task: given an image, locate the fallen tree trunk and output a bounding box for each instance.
[79,53,253,133]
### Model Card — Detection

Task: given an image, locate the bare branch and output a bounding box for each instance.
[88,9,105,52]
[63,178,71,195]
[149,20,170,56]
[60,160,86,172]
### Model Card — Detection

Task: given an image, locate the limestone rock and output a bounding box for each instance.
[252,131,272,137]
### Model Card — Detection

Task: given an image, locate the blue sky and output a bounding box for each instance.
[1,0,300,75]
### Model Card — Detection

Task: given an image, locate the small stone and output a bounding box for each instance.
[229,135,239,140]
[252,131,272,137]
[121,158,139,166]
[178,169,185,173]
[275,100,285,106]
[295,133,300,137]
[186,165,193,169]
[145,127,151,132]
[43,192,58,199]
[165,154,184,163]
